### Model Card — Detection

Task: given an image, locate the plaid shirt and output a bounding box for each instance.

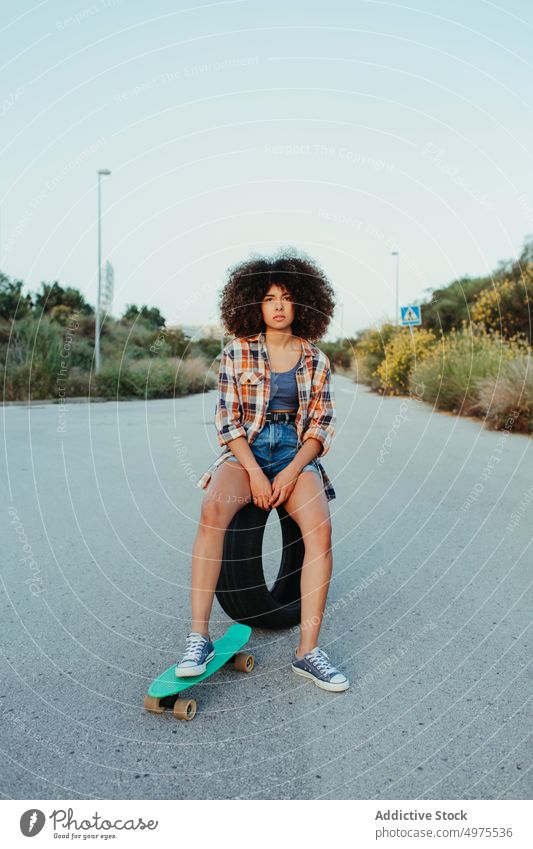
[197,331,336,501]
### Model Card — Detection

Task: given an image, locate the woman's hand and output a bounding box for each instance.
[249,468,273,511]
[268,464,299,508]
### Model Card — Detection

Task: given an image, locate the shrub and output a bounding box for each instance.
[1,316,64,399]
[65,367,92,397]
[49,304,74,325]
[78,315,96,339]
[321,339,356,372]
[189,336,224,364]
[176,355,216,394]
[94,355,215,399]
[7,315,62,369]
[376,327,437,395]
[353,323,398,388]
[101,320,154,361]
[2,362,55,400]
[471,265,533,343]
[474,356,533,433]
[0,317,15,348]
[409,326,527,415]
[68,338,95,370]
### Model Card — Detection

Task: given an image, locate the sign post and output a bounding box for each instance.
[400,305,422,326]
[400,304,422,345]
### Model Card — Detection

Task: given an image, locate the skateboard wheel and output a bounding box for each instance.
[234,652,254,673]
[143,695,164,713]
[173,698,197,721]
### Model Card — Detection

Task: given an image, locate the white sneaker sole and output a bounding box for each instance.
[292,664,350,692]
[175,650,215,678]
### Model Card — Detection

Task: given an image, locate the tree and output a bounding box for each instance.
[421,234,533,335]
[122,304,166,329]
[471,265,533,343]
[321,338,356,371]
[34,281,94,316]
[421,275,491,334]
[189,336,222,363]
[0,273,33,320]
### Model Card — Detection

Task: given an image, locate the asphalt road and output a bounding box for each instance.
[1,375,531,800]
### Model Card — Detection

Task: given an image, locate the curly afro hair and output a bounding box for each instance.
[218,248,336,341]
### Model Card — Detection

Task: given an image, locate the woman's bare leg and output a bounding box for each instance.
[190,460,252,636]
[282,471,333,656]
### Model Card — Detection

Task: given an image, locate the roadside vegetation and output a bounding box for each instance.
[349,236,533,434]
[2,235,531,431]
[0,277,217,401]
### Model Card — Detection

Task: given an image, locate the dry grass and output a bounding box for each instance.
[474,355,533,432]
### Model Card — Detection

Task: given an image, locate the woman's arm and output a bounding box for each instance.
[300,353,336,458]
[214,345,248,446]
[215,345,261,470]
[289,436,323,473]
[225,435,261,474]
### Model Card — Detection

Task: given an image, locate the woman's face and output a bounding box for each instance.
[261,284,295,331]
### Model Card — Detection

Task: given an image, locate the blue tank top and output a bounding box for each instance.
[267,361,299,412]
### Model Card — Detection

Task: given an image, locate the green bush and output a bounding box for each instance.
[93,360,138,398]
[353,323,398,388]
[2,361,55,400]
[65,367,92,397]
[78,315,96,339]
[67,338,94,370]
[1,316,63,399]
[101,320,154,361]
[0,317,13,346]
[321,339,356,372]
[409,327,527,414]
[189,336,224,364]
[94,356,215,400]
[0,313,216,401]
[471,265,533,343]
[376,327,437,395]
[7,315,62,369]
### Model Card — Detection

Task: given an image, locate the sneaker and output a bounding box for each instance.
[175,631,215,677]
[291,646,350,692]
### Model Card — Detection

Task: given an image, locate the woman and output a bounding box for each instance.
[176,251,349,692]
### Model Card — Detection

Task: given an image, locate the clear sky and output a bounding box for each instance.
[2,0,532,339]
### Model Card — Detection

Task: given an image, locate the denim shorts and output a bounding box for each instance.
[226,420,322,481]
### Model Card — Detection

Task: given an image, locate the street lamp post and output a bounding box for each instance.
[96,168,111,374]
[391,250,400,325]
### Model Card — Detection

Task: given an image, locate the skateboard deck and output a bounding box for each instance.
[143,623,254,720]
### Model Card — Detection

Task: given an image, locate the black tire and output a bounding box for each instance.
[215,502,304,628]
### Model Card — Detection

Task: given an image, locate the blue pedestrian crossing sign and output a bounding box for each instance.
[400,304,422,326]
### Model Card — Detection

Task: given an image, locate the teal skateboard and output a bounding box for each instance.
[143,623,254,720]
